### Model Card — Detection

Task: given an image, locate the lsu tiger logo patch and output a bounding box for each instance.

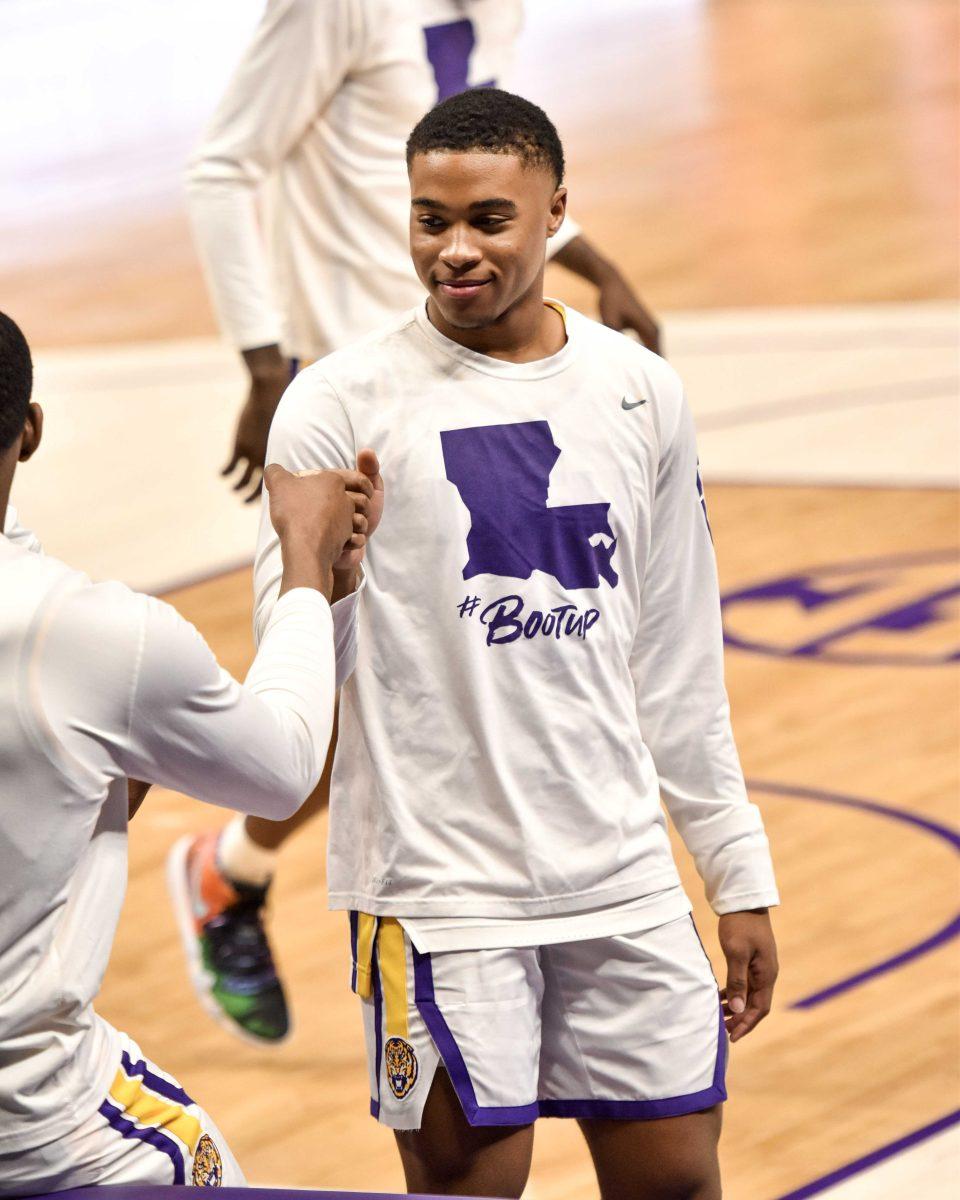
[385,1036,419,1099]
[192,1133,223,1186]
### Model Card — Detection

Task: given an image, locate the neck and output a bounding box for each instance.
[0,450,16,526]
[427,271,566,363]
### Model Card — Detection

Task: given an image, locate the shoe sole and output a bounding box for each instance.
[165,834,292,1049]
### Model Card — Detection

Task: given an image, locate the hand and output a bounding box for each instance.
[596,272,662,355]
[264,465,373,598]
[223,346,292,503]
[127,779,151,820]
[718,908,779,1043]
[332,447,384,571]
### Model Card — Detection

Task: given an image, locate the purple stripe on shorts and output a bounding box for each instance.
[98,1098,185,1184]
[412,947,538,1127]
[119,1051,192,1108]
[371,940,383,1114]
[349,911,359,993]
[540,1000,727,1121]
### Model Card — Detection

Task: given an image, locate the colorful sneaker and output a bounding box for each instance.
[166,832,290,1046]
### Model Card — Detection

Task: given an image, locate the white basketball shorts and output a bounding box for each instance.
[0,1033,245,1195]
[350,913,726,1131]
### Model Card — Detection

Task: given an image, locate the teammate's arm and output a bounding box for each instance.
[38,470,369,822]
[630,368,779,1042]
[185,0,362,500]
[551,234,661,354]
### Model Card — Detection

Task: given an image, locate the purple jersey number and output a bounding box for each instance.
[423,19,495,103]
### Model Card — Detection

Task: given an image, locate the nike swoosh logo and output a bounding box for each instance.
[621,396,648,411]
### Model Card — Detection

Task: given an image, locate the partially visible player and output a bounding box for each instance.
[0,312,376,1194]
[176,0,661,1046]
[243,90,780,1199]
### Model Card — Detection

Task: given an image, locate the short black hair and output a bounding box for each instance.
[0,312,32,452]
[406,87,565,187]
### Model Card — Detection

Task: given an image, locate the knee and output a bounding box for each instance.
[600,1155,721,1200]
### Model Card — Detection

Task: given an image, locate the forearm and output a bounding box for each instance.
[551,233,619,287]
[278,533,334,602]
[186,178,283,351]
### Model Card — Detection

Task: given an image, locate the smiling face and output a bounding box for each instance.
[409,150,567,333]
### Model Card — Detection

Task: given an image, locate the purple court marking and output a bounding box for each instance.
[773,1108,960,1199]
[697,375,955,432]
[747,780,960,1009]
[722,547,960,666]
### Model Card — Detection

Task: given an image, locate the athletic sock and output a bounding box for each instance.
[217,815,278,888]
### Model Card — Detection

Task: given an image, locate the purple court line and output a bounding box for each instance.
[746,781,960,1009]
[773,1108,960,1199]
[697,376,955,432]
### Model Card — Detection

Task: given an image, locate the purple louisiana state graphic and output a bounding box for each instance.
[440,421,619,591]
[721,548,959,666]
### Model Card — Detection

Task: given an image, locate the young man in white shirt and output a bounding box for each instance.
[0,312,377,1193]
[177,0,663,1048]
[216,89,777,1198]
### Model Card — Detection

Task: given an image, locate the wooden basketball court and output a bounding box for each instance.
[2,2,958,1196]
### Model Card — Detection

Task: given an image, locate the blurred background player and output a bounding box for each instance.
[242,89,779,1199]
[177,0,661,1047]
[0,311,373,1193]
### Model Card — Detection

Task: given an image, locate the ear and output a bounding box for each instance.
[546,186,568,239]
[18,403,43,463]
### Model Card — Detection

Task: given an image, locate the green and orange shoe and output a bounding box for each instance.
[166,832,290,1046]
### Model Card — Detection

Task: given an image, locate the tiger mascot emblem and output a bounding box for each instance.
[384,1036,419,1099]
[192,1133,223,1186]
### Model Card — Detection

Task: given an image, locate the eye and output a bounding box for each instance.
[417,215,446,229]
[474,216,509,229]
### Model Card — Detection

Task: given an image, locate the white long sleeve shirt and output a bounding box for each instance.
[185,0,580,360]
[0,522,337,1152]
[253,302,780,943]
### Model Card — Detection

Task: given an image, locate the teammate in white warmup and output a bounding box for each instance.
[0,311,378,1193]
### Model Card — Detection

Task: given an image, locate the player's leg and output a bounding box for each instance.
[353,918,541,1198]
[538,915,727,1200]
[395,1068,534,1197]
[0,1033,245,1194]
[579,1106,722,1200]
[166,702,338,1044]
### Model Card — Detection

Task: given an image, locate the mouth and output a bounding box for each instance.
[435,278,493,300]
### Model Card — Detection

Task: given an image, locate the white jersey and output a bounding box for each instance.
[253,302,780,928]
[185,0,580,360]
[0,527,347,1153]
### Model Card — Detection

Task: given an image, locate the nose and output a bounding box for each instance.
[438,223,482,273]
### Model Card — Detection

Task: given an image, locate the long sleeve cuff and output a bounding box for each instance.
[704,831,781,915]
[331,571,365,688]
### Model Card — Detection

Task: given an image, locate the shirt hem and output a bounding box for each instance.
[0,1021,120,1154]
[328,870,685,919]
[399,892,693,953]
